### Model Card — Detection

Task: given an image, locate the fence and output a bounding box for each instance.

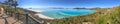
[5,11,42,24]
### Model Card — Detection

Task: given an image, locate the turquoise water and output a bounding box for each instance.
[40,9,95,19]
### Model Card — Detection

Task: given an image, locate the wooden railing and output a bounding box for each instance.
[5,11,42,24]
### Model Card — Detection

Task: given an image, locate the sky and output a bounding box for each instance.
[0,0,120,8]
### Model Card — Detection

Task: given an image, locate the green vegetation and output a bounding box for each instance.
[96,6,120,24]
[42,6,120,24]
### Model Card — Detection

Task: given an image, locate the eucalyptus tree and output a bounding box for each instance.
[5,0,19,22]
[12,0,18,10]
[4,0,18,10]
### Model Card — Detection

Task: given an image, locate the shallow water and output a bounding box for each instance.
[40,9,95,19]
[26,8,95,19]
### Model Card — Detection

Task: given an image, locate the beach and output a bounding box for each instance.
[32,10,54,19]
[31,10,44,12]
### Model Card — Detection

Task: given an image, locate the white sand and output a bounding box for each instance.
[31,10,44,12]
[35,14,54,19]
[32,10,54,19]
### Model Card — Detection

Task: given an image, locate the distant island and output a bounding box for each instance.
[73,7,87,9]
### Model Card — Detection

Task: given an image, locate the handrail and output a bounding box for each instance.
[4,18,8,24]
[1,7,42,24]
[28,14,41,23]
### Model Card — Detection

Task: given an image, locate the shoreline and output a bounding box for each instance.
[30,10,44,12]
[31,10,54,19]
[35,14,54,19]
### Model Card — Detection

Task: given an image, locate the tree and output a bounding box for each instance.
[4,0,18,9]
[11,0,18,10]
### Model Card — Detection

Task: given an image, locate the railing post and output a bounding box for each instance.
[4,17,8,24]
[25,14,28,24]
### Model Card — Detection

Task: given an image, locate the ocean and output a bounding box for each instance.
[26,8,95,19]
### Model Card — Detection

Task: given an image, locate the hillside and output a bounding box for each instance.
[44,6,120,24]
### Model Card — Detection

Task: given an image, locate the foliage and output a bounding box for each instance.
[45,6,120,24]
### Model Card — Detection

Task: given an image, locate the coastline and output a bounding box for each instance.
[30,10,44,12]
[31,10,54,19]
